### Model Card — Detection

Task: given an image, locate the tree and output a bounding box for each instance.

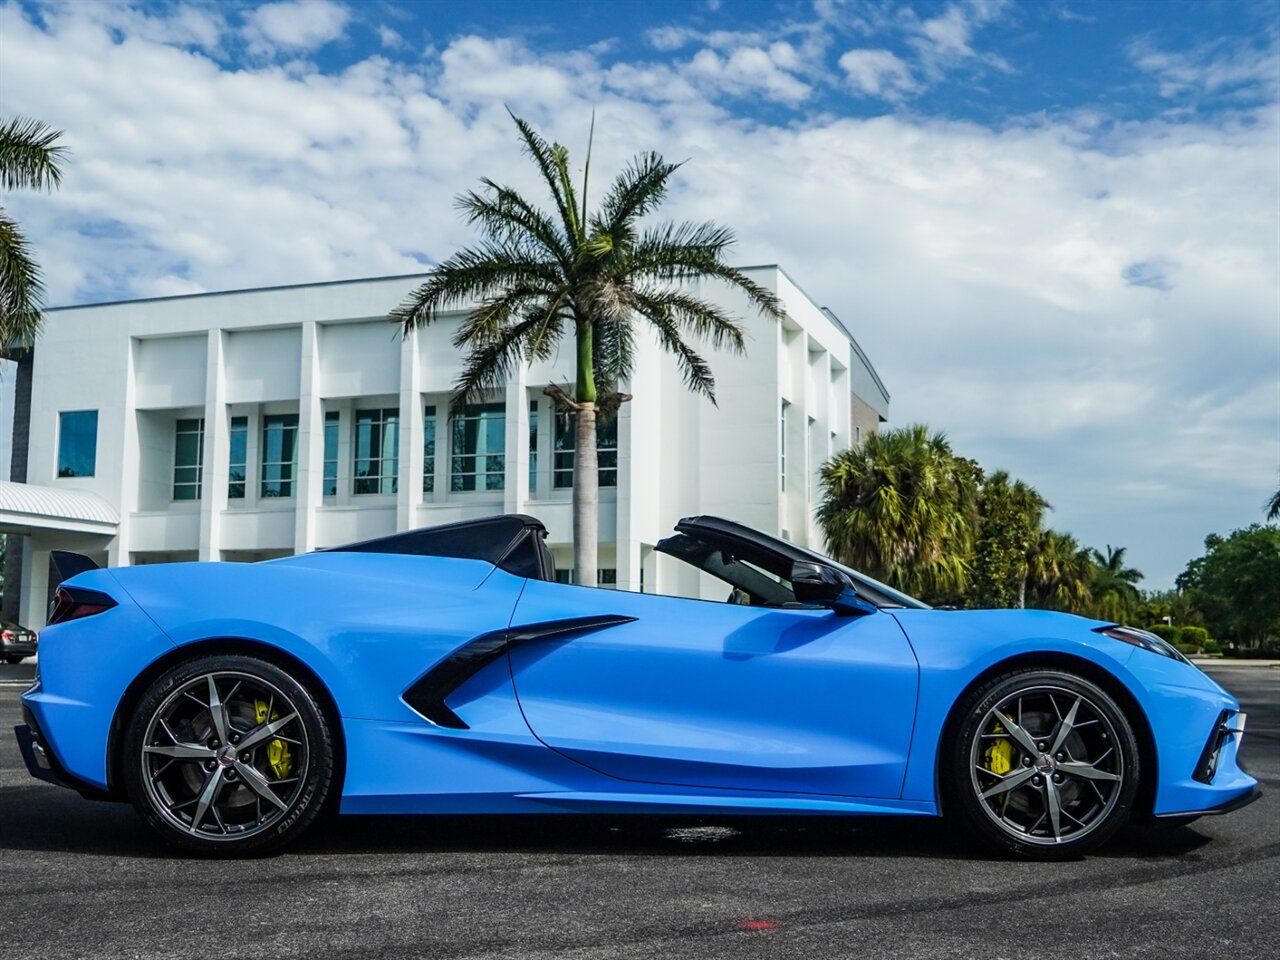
[817,424,976,602]
[1026,529,1094,614]
[1177,525,1280,649]
[391,114,781,586]
[1,116,67,347]
[972,470,1049,609]
[1089,545,1143,622]
[1267,483,1279,522]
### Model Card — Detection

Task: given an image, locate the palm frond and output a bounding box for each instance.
[0,117,67,192]
[451,281,564,350]
[451,308,564,408]
[390,242,559,332]
[0,210,45,345]
[630,296,717,400]
[627,221,784,321]
[596,151,683,235]
[456,179,572,269]
[507,111,582,247]
[633,286,746,353]
[1269,486,1280,522]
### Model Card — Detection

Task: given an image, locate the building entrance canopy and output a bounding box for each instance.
[0,481,119,539]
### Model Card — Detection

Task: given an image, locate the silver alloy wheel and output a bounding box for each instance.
[140,671,309,841]
[969,684,1124,846]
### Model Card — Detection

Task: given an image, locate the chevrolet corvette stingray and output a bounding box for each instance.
[16,514,1257,859]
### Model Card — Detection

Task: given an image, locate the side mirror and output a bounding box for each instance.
[790,561,874,617]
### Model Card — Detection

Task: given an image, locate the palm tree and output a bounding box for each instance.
[972,469,1050,609]
[817,424,976,602]
[1089,544,1143,621]
[1026,529,1093,614]
[1267,484,1279,522]
[391,113,783,585]
[1,116,67,347]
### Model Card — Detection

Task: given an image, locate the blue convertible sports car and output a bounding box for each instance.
[16,514,1257,859]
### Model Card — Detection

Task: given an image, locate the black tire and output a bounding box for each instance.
[3,655,24,664]
[122,653,334,857]
[946,668,1140,860]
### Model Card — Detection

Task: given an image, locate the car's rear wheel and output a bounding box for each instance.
[4,655,24,664]
[123,653,334,857]
[948,668,1139,860]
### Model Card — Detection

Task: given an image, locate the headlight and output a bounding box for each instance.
[1095,625,1191,664]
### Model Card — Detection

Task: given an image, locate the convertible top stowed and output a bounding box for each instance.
[325,514,555,581]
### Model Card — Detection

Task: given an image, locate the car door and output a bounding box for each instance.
[506,579,920,799]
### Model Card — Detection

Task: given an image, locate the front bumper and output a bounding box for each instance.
[1155,782,1261,819]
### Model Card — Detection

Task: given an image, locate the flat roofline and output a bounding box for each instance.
[47,264,790,314]
[45,271,437,313]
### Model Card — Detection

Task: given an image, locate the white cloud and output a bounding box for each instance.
[685,45,811,103]
[377,24,406,50]
[908,0,1013,76]
[242,0,350,56]
[839,48,917,98]
[1130,34,1280,101]
[1,3,1276,585]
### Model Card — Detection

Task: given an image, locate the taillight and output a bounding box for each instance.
[47,587,117,625]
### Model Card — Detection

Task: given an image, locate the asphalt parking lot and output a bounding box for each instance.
[1,660,1276,960]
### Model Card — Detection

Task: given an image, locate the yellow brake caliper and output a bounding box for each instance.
[254,699,293,779]
[983,719,1014,775]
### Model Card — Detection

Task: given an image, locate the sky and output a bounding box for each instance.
[0,0,1277,587]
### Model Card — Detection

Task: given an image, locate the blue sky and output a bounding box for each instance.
[1,0,1277,587]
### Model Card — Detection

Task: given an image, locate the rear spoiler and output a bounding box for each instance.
[50,550,100,587]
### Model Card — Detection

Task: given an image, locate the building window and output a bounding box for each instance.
[528,401,538,494]
[855,424,862,445]
[260,414,299,498]
[322,411,339,497]
[780,400,790,492]
[57,410,98,478]
[450,403,505,492]
[423,405,436,493]
[228,416,248,499]
[552,411,618,488]
[555,568,617,586]
[354,407,399,495]
[172,418,204,501]
[808,416,817,500]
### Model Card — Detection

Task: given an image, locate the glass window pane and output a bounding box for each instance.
[260,414,298,498]
[57,410,98,478]
[423,405,436,493]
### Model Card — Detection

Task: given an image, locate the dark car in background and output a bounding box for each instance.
[1,620,38,663]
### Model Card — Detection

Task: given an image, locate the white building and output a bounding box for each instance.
[1,265,888,627]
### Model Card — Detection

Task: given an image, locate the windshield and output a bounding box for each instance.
[792,544,931,609]
[658,516,932,610]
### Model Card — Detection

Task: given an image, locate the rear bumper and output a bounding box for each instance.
[14,704,114,801]
[1,639,37,657]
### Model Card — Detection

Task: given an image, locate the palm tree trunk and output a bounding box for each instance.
[573,402,598,587]
[573,320,598,588]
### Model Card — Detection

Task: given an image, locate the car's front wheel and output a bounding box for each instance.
[948,668,1140,860]
[123,653,334,857]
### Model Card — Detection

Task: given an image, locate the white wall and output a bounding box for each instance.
[22,266,879,611]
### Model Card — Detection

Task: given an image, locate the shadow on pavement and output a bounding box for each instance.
[1,780,1216,862]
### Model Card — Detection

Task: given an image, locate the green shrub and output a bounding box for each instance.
[1202,637,1222,655]
[1148,624,1180,643]
[1179,626,1210,648]
[1174,641,1200,655]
